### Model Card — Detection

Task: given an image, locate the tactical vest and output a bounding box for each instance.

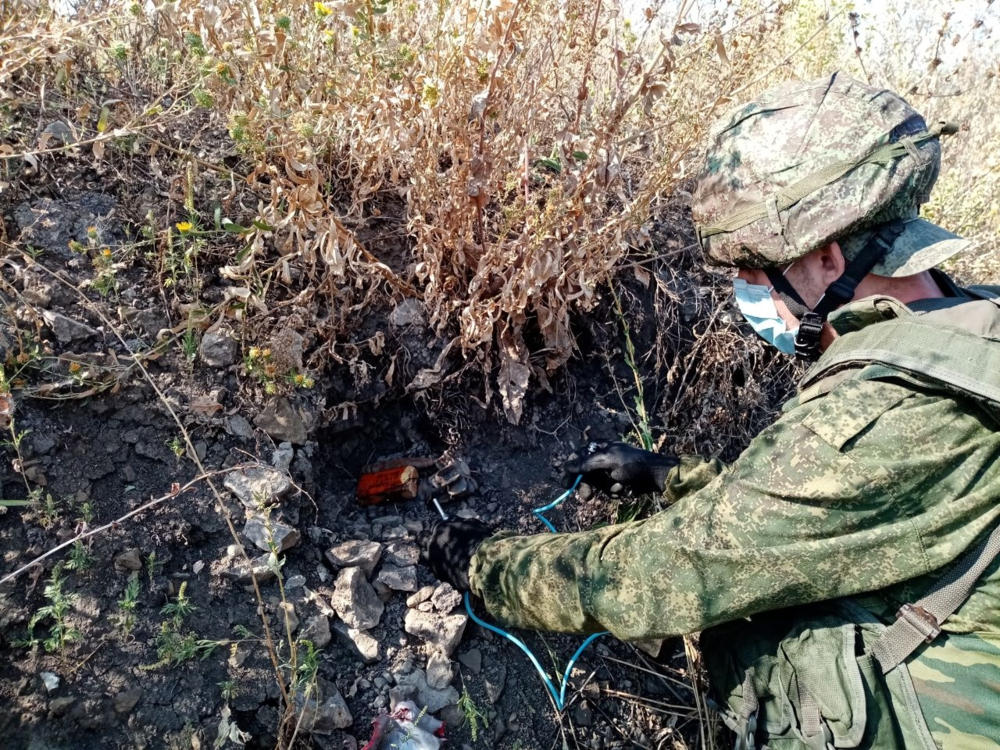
[703,288,1000,750]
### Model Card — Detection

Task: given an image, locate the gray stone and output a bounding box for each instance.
[49,696,76,716]
[389,299,426,328]
[331,567,383,630]
[224,415,255,440]
[426,651,454,689]
[114,548,142,571]
[573,700,594,727]
[41,310,97,344]
[407,585,436,609]
[272,442,294,472]
[333,620,381,663]
[224,466,292,508]
[299,615,331,649]
[295,678,352,733]
[243,517,299,553]
[382,525,410,541]
[13,192,122,260]
[113,687,142,714]
[233,553,277,585]
[376,565,418,592]
[285,574,307,589]
[458,648,482,675]
[199,329,237,368]
[254,397,308,445]
[393,669,459,713]
[404,609,467,657]
[431,583,462,613]
[486,664,506,704]
[325,540,382,578]
[384,542,420,567]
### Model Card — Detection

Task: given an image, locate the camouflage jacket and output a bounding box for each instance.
[469,276,1000,749]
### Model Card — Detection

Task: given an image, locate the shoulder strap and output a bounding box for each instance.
[804,317,1000,673]
[871,524,1000,673]
[800,317,1000,406]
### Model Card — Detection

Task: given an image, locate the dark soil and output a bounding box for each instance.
[0,151,795,750]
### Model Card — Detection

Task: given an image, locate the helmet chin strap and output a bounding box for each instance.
[763,219,906,361]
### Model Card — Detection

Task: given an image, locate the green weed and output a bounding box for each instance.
[115,573,141,636]
[65,540,94,572]
[458,684,488,742]
[27,563,82,659]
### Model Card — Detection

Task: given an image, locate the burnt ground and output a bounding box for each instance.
[0,164,796,750]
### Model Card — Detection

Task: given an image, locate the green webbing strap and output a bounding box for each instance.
[800,317,1000,405]
[701,121,959,240]
[803,316,1000,674]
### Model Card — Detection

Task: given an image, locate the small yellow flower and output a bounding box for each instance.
[101,247,112,257]
[16,352,30,364]
[68,362,82,374]
[248,347,261,359]
[176,221,194,233]
[314,1,332,17]
[86,226,98,238]
[261,348,272,358]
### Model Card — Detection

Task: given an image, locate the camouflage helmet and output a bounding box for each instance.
[692,73,967,274]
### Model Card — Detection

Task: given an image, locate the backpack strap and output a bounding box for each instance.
[871,523,1000,673]
[805,314,1000,673]
[800,317,1000,405]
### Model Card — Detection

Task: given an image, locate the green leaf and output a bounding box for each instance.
[222,221,249,233]
[251,219,275,231]
[533,157,561,174]
[572,150,589,162]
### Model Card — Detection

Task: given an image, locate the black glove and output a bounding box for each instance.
[562,442,679,499]
[418,518,493,592]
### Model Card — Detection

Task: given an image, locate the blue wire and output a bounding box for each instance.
[464,473,609,710]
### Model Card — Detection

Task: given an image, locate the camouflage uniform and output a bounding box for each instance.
[469,75,1000,750]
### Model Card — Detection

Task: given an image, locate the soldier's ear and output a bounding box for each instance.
[817,241,847,286]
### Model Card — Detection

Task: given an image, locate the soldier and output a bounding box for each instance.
[420,73,1000,749]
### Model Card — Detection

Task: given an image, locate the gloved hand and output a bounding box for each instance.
[418,518,493,592]
[562,442,679,499]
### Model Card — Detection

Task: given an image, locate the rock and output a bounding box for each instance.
[41,310,98,344]
[13,192,121,260]
[331,567,384,630]
[382,525,409,541]
[40,672,60,692]
[389,299,426,328]
[430,583,462,613]
[325,540,382,578]
[232,553,277,585]
[384,542,420,567]
[404,609,467,657]
[254,397,309,445]
[224,415,255,440]
[49,696,76,716]
[113,687,142,714]
[295,678,352,733]
[285,574,307,589]
[243,517,300,553]
[458,648,482,675]
[224,466,292,508]
[270,327,305,372]
[299,615,331,649]
[114,548,142,571]
[635,638,665,658]
[199,329,238,368]
[407,585,436,609]
[279,602,299,633]
[272,442,294,472]
[333,620,381,663]
[376,565,418,592]
[440,704,466,729]
[485,664,506,704]
[426,652,454,689]
[573,700,594,727]
[393,669,459,713]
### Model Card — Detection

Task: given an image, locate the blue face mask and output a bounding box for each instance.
[733,277,799,355]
